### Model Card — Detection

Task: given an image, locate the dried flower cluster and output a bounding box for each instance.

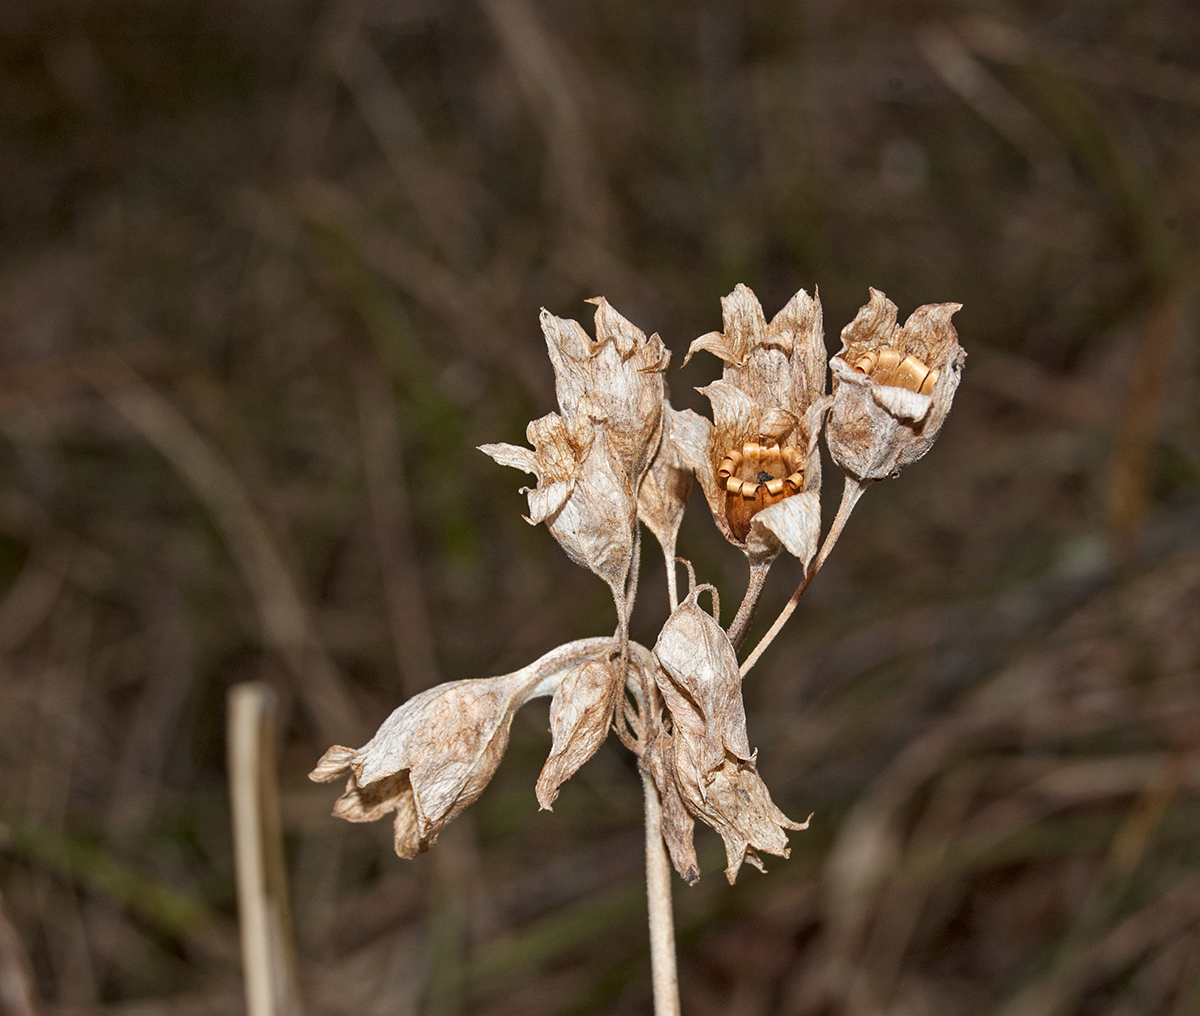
[312,285,963,887]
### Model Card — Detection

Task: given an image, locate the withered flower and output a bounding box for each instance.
[310,638,612,858]
[481,299,669,612]
[678,284,830,567]
[646,584,806,884]
[827,288,964,482]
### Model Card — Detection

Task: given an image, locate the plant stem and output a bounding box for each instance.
[739,475,869,677]
[641,769,680,1016]
[663,548,679,615]
[727,560,771,650]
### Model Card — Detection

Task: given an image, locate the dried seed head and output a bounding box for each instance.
[645,582,807,884]
[310,638,613,858]
[481,299,669,611]
[827,289,965,482]
[680,285,830,566]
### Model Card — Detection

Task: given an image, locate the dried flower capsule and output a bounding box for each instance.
[827,289,964,482]
[645,584,806,884]
[481,300,669,611]
[310,638,613,858]
[676,285,830,567]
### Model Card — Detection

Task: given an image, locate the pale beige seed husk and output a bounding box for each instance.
[827,289,965,481]
[636,403,695,568]
[481,298,668,603]
[653,585,752,775]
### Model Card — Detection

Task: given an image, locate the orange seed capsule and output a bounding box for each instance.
[919,368,940,395]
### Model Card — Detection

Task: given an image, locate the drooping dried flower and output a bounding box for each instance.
[310,638,613,858]
[646,583,806,884]
[480,300,669,614]
[826,289,965,482]
[678,285,831,567]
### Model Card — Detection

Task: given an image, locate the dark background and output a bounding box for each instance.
[1,0,1199,1013]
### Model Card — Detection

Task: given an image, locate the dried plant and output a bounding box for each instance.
[312,284,964,1014]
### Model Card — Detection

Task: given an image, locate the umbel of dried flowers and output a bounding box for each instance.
[312,287,964,890]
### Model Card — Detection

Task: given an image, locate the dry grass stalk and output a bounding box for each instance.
[228,683,303,1016]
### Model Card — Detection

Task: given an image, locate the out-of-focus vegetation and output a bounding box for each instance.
[1,0,1199,1013]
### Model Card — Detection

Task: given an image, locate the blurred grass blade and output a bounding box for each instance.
[0,886,39,1016]
[229,683,304,1016]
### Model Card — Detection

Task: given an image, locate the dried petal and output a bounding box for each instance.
[827,289,965,481]
[684,284,830,562]
[536,655,621,809]
[670,727,807,884]
[311,637,613,858]
[644,732,700,885]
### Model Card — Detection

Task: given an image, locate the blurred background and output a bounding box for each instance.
[1,0,1199,1013]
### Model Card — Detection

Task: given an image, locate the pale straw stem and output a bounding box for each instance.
[642,769,681,1016]
[228,683,304,1016]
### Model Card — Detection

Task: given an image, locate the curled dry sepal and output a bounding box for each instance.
[674,284,831,568]
[479,299,668,613]
[646,583,806,885]
[827,288,965,482]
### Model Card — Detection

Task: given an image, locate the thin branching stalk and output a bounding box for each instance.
[739,476,869,676]
[727,560,771,650]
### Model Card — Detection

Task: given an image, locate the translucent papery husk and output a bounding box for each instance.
[680,284,831,566]
[827,288,965,482]
[481,298,668,607]
[310,637,614,858]
[647,585,806,884]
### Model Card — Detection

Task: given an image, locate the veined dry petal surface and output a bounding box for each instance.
[827,288,965,482]
[536,653,622,810]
